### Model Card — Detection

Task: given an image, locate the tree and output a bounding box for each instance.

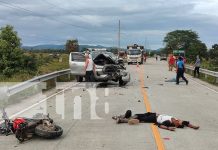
[0,25,23,76]
[65,39,79,53]
[163,30,207,61]
[110,47,119,54]
[187,42,207,62]
[208,44,218,70]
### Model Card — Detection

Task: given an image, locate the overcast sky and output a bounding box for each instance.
[0,0,217,49]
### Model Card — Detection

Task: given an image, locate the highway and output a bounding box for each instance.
[0,58,218,150]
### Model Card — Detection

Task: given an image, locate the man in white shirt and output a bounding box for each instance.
[113,110,199,131]
[84,54,95,82]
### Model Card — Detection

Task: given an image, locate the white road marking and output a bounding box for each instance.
[188,78,218,94]
[0,83,80,124]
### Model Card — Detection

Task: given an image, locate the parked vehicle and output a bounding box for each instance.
[160,54,167,60]
[69,51,130,86]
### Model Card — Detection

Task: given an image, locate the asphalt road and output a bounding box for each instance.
[0,58,218,150]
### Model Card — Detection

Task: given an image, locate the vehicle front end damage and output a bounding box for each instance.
[69,52,130,85]
[93,54,130,86]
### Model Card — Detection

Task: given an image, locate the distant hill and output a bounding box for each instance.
[22,44,110,51]
[22,44,64,50]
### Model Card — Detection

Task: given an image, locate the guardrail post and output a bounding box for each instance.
[45,78,56,90]
[205,74,208,80]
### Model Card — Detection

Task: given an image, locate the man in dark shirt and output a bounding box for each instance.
[176,56,188,85]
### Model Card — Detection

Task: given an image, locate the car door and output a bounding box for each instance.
[69,52,86,76]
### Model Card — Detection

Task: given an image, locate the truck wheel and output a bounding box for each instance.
[35,124,63,139]
[76,76,83,82]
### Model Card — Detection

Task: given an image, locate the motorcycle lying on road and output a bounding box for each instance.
[0,112,63,142]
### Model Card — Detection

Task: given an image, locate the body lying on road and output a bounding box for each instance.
[112,110,199,131]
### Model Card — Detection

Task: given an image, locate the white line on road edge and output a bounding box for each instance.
[0,83,80,124]
[188,78,218,94]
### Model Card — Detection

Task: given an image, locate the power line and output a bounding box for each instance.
[0,0,118,45]
[42,0,117,31]
[0,0,90,30]
[0,0,117,31]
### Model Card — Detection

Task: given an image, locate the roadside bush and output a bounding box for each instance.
[22,54,38,72]
[208,44,218,71]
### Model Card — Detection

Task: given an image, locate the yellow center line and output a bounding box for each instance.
[137,66,165,150]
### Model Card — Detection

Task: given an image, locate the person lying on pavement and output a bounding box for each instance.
[112,110,199,131]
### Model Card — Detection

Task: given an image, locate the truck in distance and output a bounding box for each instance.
[127,44,144,65]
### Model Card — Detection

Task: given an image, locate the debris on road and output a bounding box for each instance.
[142,86,149,89]
[163,137,170,140]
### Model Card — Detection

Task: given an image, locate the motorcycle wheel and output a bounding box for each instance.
[35,124,63,139]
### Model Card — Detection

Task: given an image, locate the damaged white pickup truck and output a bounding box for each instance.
[69,51,130,86]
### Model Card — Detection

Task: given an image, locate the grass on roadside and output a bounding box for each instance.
[0,53,69,82]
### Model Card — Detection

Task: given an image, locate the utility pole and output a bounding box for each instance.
[145,37,147,51]
[118,20,120,51]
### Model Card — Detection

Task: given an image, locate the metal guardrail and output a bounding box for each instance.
[185,65,218,84]
[5,65,217,96]
[186,65,218,77]
[7,69,71,95]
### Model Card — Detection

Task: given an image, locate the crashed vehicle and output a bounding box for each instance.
[0,113,63,142]
[69,51,130,86]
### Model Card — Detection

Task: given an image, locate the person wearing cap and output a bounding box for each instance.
[176,56,188,85]
[112,110,199,131]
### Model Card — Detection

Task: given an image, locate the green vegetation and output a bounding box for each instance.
[163,30,217,71]
[0,25,69,82]
[0,53,69,82]
[163,30,207,62]
[208,44,218,71]
[65,39,79,53]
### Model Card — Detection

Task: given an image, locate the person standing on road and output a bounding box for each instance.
[176,56,188,85]
[168,54,175,71]
[194,55,200,78]
[84,54,95,82]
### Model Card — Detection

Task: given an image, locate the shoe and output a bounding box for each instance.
[186,81,188,85]
[176,83,179,85]
[193,126,200,130]
[116,118,121,124]
[112,116,118,120]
